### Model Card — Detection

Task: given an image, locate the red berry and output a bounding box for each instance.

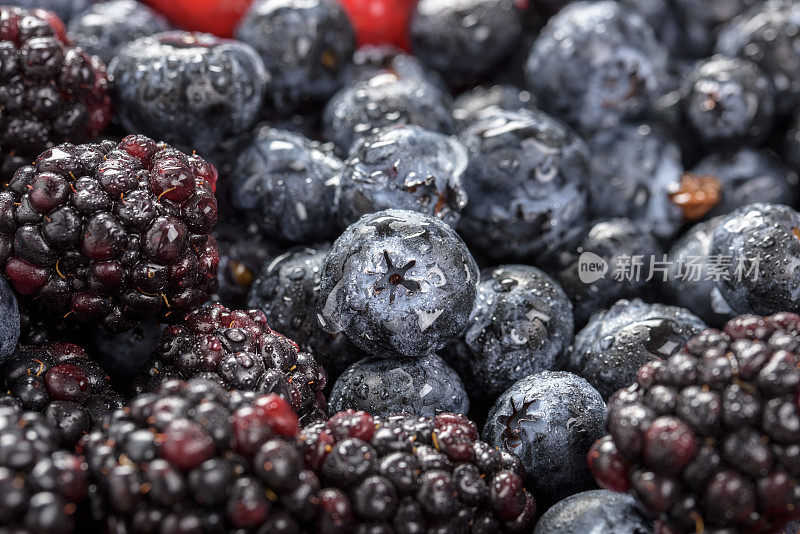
[338,0,417,50]
[143,0,253,38]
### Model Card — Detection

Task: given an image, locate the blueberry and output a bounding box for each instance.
[328,353,469,417]
[446,265,573,405]
[88,317,161,376]
[619,0,704,58]
[0,277,19,363]
[235,0,355,116]
[710,202,800,316]
[457,108,590,260]
[483,371,606,505]
[322,73,456,155]
[452,84,537,130]
[337,125,468,228]
[673,0,763,57]
[410,0,523,87]
[341,45,443,88]
[541,218,663,327]
[567,299,707,399]
[13,0,93,22]
[784,110,800,173]
[109,31,265,154]
[316,209,478,358]
[533,490,653,534]
[588,123,684,242]
[231,126,342,243]
[665,216,734,327]
[247,244,365,381]
[67,0,170,64]
[526,0,669,133]
[682,55,775,148]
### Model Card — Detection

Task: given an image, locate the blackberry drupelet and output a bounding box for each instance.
[0,135,220,331]
[0,404,88,533]
[0,342,123,445]
[136,303,327,426]
[301,410,537,532]
[0,6,111,179]
[589,313,800,533]
[533,490,652,534]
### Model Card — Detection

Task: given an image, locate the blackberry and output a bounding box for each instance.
[409,0,523,87]
[301,410,537,531]
[0,135,219,331]
[0,342,123,445]
[457,108,589,260]
[323,72,456,155]
[589,313,800,532]
[109,31,265,154]
[66,0,170,64]
[533,490,653,533]
[316,209,479,358]
[328,353,469,417]
[337,125,469,228]
[247,244,365,383]
[483,371,606,505]
[235,0,356,117]
[0,404,88,533]
[230,126,343,244]
[0,6,111,179]
[341,44,443,87]
[136,303,327,426]
[567,299,707,399]
[446,265,574,405]
[453,84,537,130]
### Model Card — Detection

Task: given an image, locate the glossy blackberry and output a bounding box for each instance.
[589,313,800,532]
[322,72,456,155]
[235,0,356,117]
[588,123,685,242]
[247,244,365,383]
[301,411,536,532]
[0,6,111,179]
[457,108,589,260]
[66,0,170,64]
[328,353,469,417]
[452,84,537,129]
[337,125,468,228]
[341,44,443,87]
[483,371,606,505]
[446,265,573,405]
[716,0,800,114]
[230,126,343,244]
[0,404,88,533]
[0,342,123,445]
[0,136,220,331]
[109,31,264,154]
[78,378,314,533]
[316,209,479,358]
[568,299,707,400]
[710,203,800,316]
[533,490,652,534]
[526,0,669,133]
[137,303,327,426]
[410,0,523,87]
[682,55,775,148]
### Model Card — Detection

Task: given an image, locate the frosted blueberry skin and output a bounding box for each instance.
[109,31,265,154]
[340,45,444,88]
[0,278,19,364]
[665,217,734,327]
[316,209,479,358]
[567,299,707,399]
[453,84,537,130]
[588,123,684,243]
[533,490,653,534]
[446,265,573,405]
[236,0,355,117]
[337,125,468,228]
[328,353,469,417]
[457,108,590,261]
[711,203,800,316]
[672,0,763,57]
[526,1,669,133]
[483,371,606,505]
[231,127,343,244]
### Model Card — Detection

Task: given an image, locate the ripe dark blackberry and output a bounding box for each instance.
[589,313,800,533]
[301,410,537,532]
[0,403,89,533]
[0,342,123,445]
[0,135,220,331]
[78,378,316,533]
[0,6,112,179]
[136,303,327,426]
